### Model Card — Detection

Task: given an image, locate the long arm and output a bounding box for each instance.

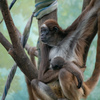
[64,0,97,34]
[63,62,83,88]
[82,10,100,98]
[38,44,59,83]
[60,0,100,99]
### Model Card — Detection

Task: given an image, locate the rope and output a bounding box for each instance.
[1,0,58,99]
[34,0,58,19]
[9,0,17,10]
[1,64,17,100]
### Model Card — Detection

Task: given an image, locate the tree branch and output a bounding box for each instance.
[0,0,21,49]
[0,0,38,81]
[0,32,12,51]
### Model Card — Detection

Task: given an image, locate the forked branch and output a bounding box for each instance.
[0,0,38,81]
